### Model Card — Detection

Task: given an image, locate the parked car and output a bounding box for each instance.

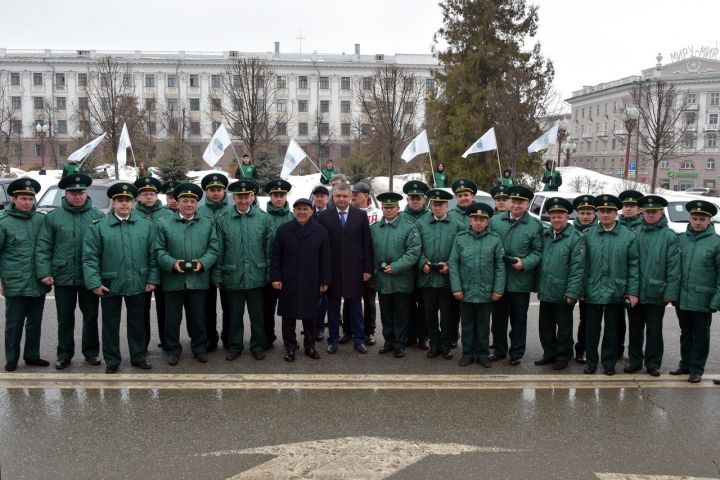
[36,182,113,214]
[528,191,582,224]
[0,178,12,211]
[684,187,715,196]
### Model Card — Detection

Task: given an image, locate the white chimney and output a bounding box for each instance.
[275,42,280,54]
[355,43,360,56]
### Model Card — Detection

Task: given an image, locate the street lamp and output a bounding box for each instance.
[563,141,577,166]
[35,122,49,169]
[623,107,639,179]
[556,126,568,168]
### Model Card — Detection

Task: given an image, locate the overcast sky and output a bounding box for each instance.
[1,0,718,104]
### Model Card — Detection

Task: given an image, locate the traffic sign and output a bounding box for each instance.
[629,162,637,172]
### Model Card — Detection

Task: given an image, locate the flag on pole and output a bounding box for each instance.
[461,128,498,158]
[116,123,132,167]
[202,124,232,167]
[400,129,430,162]
[527,123,559,154]
[280,140,309,180]
[67,132,106,162]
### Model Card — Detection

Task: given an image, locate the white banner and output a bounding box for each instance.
[202,124,232,167]
[280,139,309,180]
[528,123,559,154]
[116,123,132,167]
[462,127,498,158]
[67,132,107,162]
[400,129,431,162]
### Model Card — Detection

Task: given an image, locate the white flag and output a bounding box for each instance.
[281,139,309,180]
[401,130,430,162]
[67,132,106,162]
[202,124,232,167]
[462,128,498,158]
[527,123,559,154]
[116,123,132,167]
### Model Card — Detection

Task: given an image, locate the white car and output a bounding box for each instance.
[528,191,583,224]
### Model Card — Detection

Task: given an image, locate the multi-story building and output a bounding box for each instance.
[0,44,437,171]
[565,54,720,192]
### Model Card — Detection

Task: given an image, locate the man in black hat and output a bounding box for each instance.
[449,178,478,225]
[1,178,51,371]
[572,195,597,363]
[616,190,644,359]
[235,154,258,180]
[36,173,105,369]
[541,160,562,191]
[311,185,330,217]
[490,185,510,214]
[161,180,179,212]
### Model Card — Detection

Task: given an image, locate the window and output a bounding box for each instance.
[167,75,178,88]
[190,98,200,111]
[56,120,67,134]
[711,93,720,106]
[687,93,697,105]
[10,72,20,85]
[276,75,287,88]
[35,144,43,156]
[11,97,21,110]
[147,122,156,135]
[211,98,221,111]
[233,75,241,88]
[341,77,350,90]
[189,74,200,87]
[685,112,696,124]
[298,76,308,89]
[33,97,44,110]
[256,98,265,111]
[341,123,351,136]
[145,74,155,87]
[341,101,351,113]
[233,121,241,134]
[707,158,716,170]
[79,97,88,110]
[709,113,719,126]
[320,145,330,159]
[425,78,435,92]
[362,77,373,90]
[611,139,616,151]
[298,122,308,135]
[211,74,221,88]
[319,76,329,89]
[319,122,329,135]
[277,122,287,135]
[404,124,414,137]
[167,98,179,112]
[33,73,43,86]
[298,100,308,113]
[660,160,670,169]
[341,145,350,158]
[404,101,414,114]
[211,122,221,133]
[145,98,156,112]
[56,97,66,110]
[58,144,67,156]
[361,123,371,135]
[254,76,264,89]
[190,121,201,135]
[55,73,65,86]
[123,74,133,87]
[168,120,178,134]
[320,100,329,113]
[277,101,286,113]
[708,133,718,148]
[11,120,22,134]
[680,160,695,170]
[404,77,414,90]
[77,73,87,87]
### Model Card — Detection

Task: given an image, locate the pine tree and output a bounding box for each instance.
[155,139,191,181]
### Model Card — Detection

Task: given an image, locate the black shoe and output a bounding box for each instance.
[418,339,430,351]
[284,351,296,362]
[459,357,473,366]
[604,368,616,376]
[534,357,554,366]
[427,348,439,358]
[252,350,266,361]
[207,343,218,353]
[647,368,660,377]
[584,365,597,374]
[713,379,720,385]
[489,343,496,350]
[442,350,453,360]
[477,357,492,368]
[131,361,152,370]
[339,334,352,345]
[489,354,507,362]
[4,363,17,372]
[225,351,241,361]
[451,340,458,349]
[326,344,338,354]
[575,351,586,364]
[354,343,368,354]
[394,349,405,358]
[168,355,179,366]
[55,358,71,370]
[305,349,320,360]
[618,348,625,358]
[508,357,521,366]
[365,334,376,346]
[157,342,164,349]
[624,364,642,374]
[689,374,702,384]
[105,365,119,374]
[669,367,690,376]
[85,356,101,366]
[552,361,568,371]
[194,353,208,363]
[315,335,324,342]
[25,358,50,367]
[378,345,393,354]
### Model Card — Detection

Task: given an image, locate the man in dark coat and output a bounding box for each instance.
[318,182,374,354]
[271,198,331,362]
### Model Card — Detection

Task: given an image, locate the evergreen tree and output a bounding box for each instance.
[155,139,191,181]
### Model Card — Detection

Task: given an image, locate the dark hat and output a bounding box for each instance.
[638,195,667,211]
[403,181,430,196]
[490,185,509,199]
[377,192,403,206]
[107,182,138,199]
[7,177,41,197]
[173,182,203,201]
[507,185,534,202]
[58,173,92,191]
[352,182,371,194]
[134,176,161,193]
[619,190,644,205]
[311,185,329,196]
[686,200,718,217]
[201,173,229,190]
[161,180,179,195]
[451,178,478,195]
[426,188,453,203]
[543,197,574,214]
[293,198,313,209]
[228,178,259,195]
[573,195,595,211]
[593,194,622,210]
[503,168,512,175]
[265,179,292,195]
[467,202,494,219]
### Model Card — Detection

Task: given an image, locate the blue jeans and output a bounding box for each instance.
[327,296,363,346]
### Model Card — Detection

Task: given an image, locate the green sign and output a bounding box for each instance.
[667,171,675,177]
[674,171,699,178]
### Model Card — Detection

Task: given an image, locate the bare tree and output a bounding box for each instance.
[159,97,189,142]
[353,65,424,191]
[0,81,21,172]
[624,80,691,193]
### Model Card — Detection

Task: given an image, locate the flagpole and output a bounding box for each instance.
[427,151,436,187]
[303,154,323,175]
[228,141,242,171]
[129,146,137,168]
[494,149,502,180]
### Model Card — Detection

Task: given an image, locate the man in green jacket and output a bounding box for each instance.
[617,189,644,359]
[541,161,562,191]
[624,195,680,376]
[35,173,104,369]
[161,180,179,212]
[83,182,159,373]
[371,192,421,358]
[263,178,295,349]
[320,159,338,185]
[155,183,220,365]
[213,178,274,361]
[1,178,51,372]
[535,197,586,371]
[490,185,510,214]
[583,194,639,375]
[572,195,597,364]
[670,200,720,383]
[234,154,258,180]
[448,178,477,226]
[488,185,544,366]
[197,173,231,351]
[449,203,505,367]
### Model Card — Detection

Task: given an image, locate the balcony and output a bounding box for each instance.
[705,124,719,132]
[686,104,698,110]
[685,124,697,132]
[613,128,627,136]
[597,130,608,137]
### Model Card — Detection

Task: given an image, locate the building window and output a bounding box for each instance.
[58,144,67,157]
[14,144,22,158]
[211,98,221,111]
[79,97,88,110]
[680,160,695,170]
[77,73,87,87]
[33,97,44,110]
[298,122,308,135]
[55,73,65,86]
[168,120,178,134]
[145,98,156,112]
[276,75,287,88]
[190,121,201,135]
[660,160,670,169]
[687,93,697,105]
[147,122,156,135]
[232,122,241,134]
[685,111,697,124]
[145,74,155,87]
[277,122,287,135]
[276,101,286,113]
[167,75,178,88]
[707,158,716,170]
[189,74,200,87]
[256,98,265,110]
[298,100,308,113]
[319,76,329,89]
[10,120,22,134]
[56,120,67,134]
[33,73,43,86]
[425,78,435,92]
[35,144,43,156]
[362,77,373,90]
[320,145,330,159]
[190,98,200,111]
[10,72,20,85]
[341,123,351,136]
[361,123,371,135]
[711,93,720,106]
[56,97,66,110]
[611,138,616,151]
[254,76,264,89]
[11,97,21,110]
[319,122,329,135]
[404,124,414,137]
[298,76,308,89]
[683,134,695,148]
[341,77,350,90]
[167,98,179,112]
[211,121,221,133]
[341,101,351,114]
[404,102,414,114]
[708,133,718,148]
[341,145,350,158]
[211,75,221,88]
[320,100,329,113]
[709,113,719,126]
[123,74,133,87]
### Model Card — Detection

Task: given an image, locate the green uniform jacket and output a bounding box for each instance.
[572,217,597,232]
[197,196,230,220]
[416,214,465,288]
[399,206,430,225]
[619,215,643,231]
[677,224,720,312]
[583,222,639,305]
[0,205,50,297]
[448,205,470,226]
[35,197,105,286]
[489,211,544,293]
[155,214,220,291]
[370,217,421,294]
[636,218,680,305]
[266,202,294,232]
[212,205,274,290]
[537,224,586,303]
[541,170,562,191]
[433,171,448,188]
[133,200,173,223]
[82,212,159,296]
[61,163,82,178]
[320,167,337,184]
[448,229,505,303]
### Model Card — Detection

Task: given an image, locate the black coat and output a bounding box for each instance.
[271,219,331,319]
[318,206,373,298]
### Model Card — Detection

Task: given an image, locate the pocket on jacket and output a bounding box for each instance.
[101,272,119,280]
[2,270,22,279]
[646,278,666,299]
[614,278,627,292]
[221,265,237,272]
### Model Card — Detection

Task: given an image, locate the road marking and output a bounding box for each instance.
[597,474,719,480]
[198,436,520,479]
[0,373,717,390]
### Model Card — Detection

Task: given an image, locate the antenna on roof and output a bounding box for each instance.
[296,30,306,54]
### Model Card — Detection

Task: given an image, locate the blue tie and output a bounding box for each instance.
[339,211,347,227]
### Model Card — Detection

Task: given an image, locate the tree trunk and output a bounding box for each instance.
[651,158,658,193]
[388,150,394,192]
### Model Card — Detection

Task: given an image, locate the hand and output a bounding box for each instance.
[40,276,54,286]
[272,281,282,290]
[422,263,431,274]
[145,284,156,292]
[512,258,524,271]
[192,259,203,273]
[492,293,502,302]
[439,262,449,275]
[663,299,671,306]
[579,295,585,302]
[320,285,328,293]
[383,265,393,274]
[363,273,372,282]
[214,283,222,289]
[566,297,575,305]
[173,260,184,273]
[453,291,464,301]
[93,286,110,297]
[627,294,638,308]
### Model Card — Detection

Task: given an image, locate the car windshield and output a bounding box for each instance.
[37,186,111,210]
[667,201,720,223]
[448,194,494,210]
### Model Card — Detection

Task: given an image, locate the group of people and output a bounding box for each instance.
[0,167,718,385]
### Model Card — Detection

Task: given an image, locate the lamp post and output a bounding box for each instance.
[563,141,577,166]
[556,127,568,168]
[35,122,49,169]
[623,107,639,179]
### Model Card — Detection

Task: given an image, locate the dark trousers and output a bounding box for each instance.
[585,303,623,370]
[460,301,492,359]
[282,317,316,352]
[343,283,376,336]
[407,288,427,342]
[101,293,147,368]
[329,295,362,346]
[143,286,165,351]
[164,290,208,357]
[54,285,99,361]
[618,303,639,356]
[538,300,574,363]
[226,288,265,354]
[491,292,530,359]
[422,287,455,352]
[575,300,588,355]
[676,308,712,375]
[315,294,328,337]
[4,296,45,364]
[263,283,280,346]
[628,303,665,370]
[378,293,410,352]
[205,284,229,347]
